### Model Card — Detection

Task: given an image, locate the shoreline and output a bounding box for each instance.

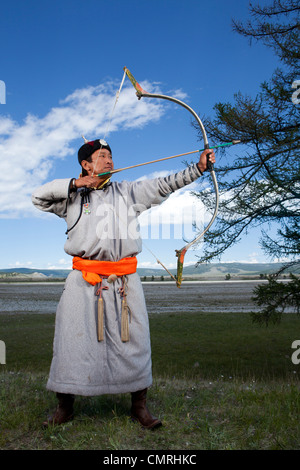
[0,278,291,286]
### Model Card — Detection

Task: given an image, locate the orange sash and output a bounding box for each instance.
[72,256,137,286]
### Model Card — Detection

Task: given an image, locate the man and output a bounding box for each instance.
[32,139,215,429]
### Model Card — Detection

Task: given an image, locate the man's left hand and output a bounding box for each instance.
[197,149,216,173]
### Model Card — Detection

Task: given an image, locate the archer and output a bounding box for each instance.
[32,137,215,428]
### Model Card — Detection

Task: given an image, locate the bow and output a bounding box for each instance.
[123,67,220,287]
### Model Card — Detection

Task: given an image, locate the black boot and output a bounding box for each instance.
[131,388,162,429]
[43,392,75,427]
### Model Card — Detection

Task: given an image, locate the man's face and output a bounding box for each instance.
[82,148,114,176]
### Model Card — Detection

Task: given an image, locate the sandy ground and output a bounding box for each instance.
[0,280,269,315]
[143,280,264,314]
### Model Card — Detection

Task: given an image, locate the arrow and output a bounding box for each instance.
[97,140,241,177]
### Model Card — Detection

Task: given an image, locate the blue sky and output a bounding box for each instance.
[0,0,282,271]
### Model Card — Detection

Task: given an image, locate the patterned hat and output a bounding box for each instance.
[78,139,112,164]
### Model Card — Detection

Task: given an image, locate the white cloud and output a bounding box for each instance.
[137,261,156,268]
[0,80,166,218]
[57,258,71,266]
[221,252,265,264]
[0,74,202,250]
[138,177,212,242]
[8,260,33,267]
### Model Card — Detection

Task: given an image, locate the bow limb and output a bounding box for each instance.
[175,167,219,287]
[124,67,219,288]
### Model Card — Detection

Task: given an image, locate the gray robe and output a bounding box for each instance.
[32,164,202,396]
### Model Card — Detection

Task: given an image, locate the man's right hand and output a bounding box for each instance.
[74,176,104,188]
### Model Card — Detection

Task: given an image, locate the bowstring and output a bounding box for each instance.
[91,70,127,176]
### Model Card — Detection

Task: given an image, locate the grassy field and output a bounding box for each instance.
[0,311,299,450]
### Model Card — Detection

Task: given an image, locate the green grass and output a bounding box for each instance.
[0,311,299,450]
[151,311,299,380]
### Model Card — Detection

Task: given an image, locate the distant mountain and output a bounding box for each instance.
[0,268,71,279]
[138,262,296,279]
[0,262,297,281]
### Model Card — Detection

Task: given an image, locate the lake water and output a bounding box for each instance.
[0,280,270,315]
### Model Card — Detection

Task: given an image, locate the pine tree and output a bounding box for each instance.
[194,0,300,324]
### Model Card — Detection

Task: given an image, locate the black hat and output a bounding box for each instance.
[78,139,112,164]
